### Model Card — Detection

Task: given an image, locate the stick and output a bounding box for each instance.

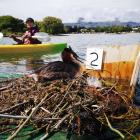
[40,114,70,140]
[52,77,80,114]
[0,101,28,113]
[40,107,52,115]
[0,114,60,121]
[0,84,12,92]
[54,114,70,129]
[66,99,93,111]
[104,113,125,139]
[7,92,49,140]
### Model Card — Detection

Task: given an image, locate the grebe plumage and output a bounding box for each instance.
[31,47,83,82]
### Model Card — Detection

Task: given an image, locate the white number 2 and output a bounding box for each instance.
[86,48,103,70]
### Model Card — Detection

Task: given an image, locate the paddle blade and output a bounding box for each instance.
[0,32,3,39]
[32,32,51,43]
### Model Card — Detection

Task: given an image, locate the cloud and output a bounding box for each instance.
[122,9,140,22]
[0,0,140,22]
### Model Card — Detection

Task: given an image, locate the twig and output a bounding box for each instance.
[0,113,60,120]
[40,114,70,140]
[0,127,18,135]
[0,101,29,114]
[52,77,81,114]
[7,92,50,140]
[102,82,118,96]
[104,113,125,139]
[53,102,68,117]
[0,84,12,92]
[54,114,70,129]
[66,99,94,111]
[40,107,52,115]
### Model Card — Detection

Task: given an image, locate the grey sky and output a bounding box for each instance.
[0,0,140,22]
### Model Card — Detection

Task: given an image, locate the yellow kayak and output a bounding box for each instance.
[0,43,67,54]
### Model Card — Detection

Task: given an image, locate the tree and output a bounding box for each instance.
[94,26,132,33]
[94,26,105,32]
[42,16,64,34]
[64,26,73,33]
[0,15,25,35]
[137,27,140,32]
[35,21,46,32]
[123,26,132,32]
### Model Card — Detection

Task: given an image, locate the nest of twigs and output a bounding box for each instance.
[0,73,140,140]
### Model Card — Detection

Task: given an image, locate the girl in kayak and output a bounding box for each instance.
[10,18,41,44]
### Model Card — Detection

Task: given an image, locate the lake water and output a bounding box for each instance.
[0,33,140,75]
[1,33,140,105]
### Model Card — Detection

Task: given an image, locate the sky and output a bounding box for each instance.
[0,0,140,23]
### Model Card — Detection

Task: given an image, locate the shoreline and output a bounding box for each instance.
[52,32,140,36]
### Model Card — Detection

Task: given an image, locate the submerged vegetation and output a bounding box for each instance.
[0,73,140,139]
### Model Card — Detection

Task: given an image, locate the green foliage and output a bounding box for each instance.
[64,26,86,33]
[122,26,132,32]
[64,26,73,33]
[64,25,132,34]
[0,15,25,35]
[35,21,46,32]
[42,16,64,34]
[94,26,132,33]
[0,15,135,35]
[137,27,140,32]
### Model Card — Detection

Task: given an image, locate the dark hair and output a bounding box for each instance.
[26,18,34,23]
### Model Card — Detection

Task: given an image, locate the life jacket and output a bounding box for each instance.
[23,26,39,38]
[22,26,41,44]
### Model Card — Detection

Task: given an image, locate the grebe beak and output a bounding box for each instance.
[77,56,85,63]
[68,46,85,63]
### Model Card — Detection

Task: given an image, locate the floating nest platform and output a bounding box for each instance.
[0,74,140,140]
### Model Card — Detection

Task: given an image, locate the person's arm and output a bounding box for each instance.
[10,34,23,44]
[22,31,31,38]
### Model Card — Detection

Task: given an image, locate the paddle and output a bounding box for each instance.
[0,32,17,45]
[0,32,51,43]
[32,32,51,43]
[0,32,3,40]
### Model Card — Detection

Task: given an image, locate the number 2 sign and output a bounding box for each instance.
[86,48,103,70]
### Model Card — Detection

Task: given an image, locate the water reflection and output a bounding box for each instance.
[0,60,42,74]
[0,53,61,75]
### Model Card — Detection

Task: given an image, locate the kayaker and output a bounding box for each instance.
[10,18,41,44]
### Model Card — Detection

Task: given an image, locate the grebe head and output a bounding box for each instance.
[61,46,83,63]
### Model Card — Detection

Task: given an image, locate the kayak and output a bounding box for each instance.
[0,43,67,60]
[0,43,67,55]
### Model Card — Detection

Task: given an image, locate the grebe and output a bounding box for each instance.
[31,47,83,82]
